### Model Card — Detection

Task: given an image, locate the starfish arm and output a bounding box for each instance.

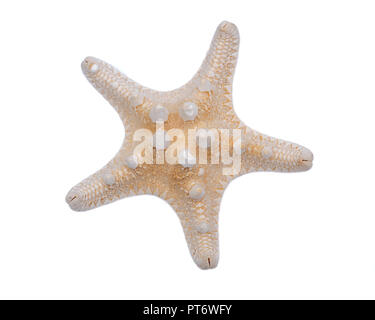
[66,153,137,211]
[160,21,240,104]
[241,128,314,174]
[81,56,149,118]
[168,188,224,270]
[192,21,240,91]
[80,21,240,112]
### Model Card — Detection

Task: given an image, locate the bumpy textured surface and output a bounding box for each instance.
[66,21,313,269]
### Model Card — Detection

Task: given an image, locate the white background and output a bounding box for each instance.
[0,0,374,299]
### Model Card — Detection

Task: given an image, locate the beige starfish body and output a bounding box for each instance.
[66,21,313,269]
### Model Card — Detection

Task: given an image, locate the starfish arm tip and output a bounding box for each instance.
[192,247,220,270]
[81,56,147,116]
[243,129,314,173]
[65,187,87,212]
[218,20,239,35]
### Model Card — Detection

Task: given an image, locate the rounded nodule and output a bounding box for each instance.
[65,188,84,211]
[81,56,101,75]
[193,252,219,270]
[300,147,314,170]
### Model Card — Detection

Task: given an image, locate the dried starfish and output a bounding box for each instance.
[66,21,313,269]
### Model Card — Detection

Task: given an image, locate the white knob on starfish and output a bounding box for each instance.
[149,105,169,123]
[125,155,138,169]
[178,149,196,168]
[102,173,115,185]
[262,146,273,159]
[82,57,99,74]
[88,63,99,73]
[189,184,205,200]
[197,79,212,92]
[179,102,198,121]
[196,222,209,234]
